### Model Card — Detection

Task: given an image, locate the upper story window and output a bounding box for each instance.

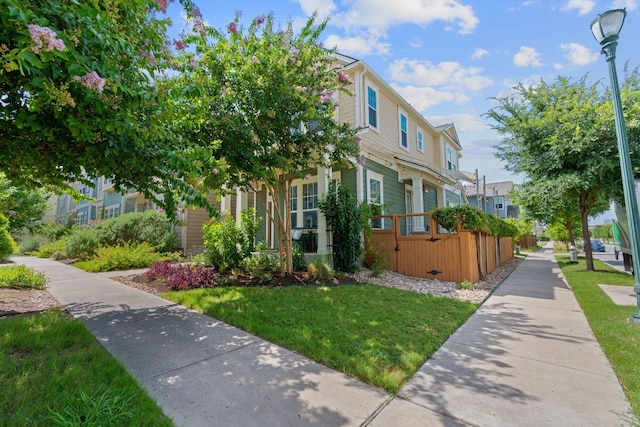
[417,128,424,152]
[399,111,408,150]
[367,86,378,130]
[446,146,457,171]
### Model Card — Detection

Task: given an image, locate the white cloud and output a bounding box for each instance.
[561,0,596,15]
[426,113,489,132]
[560,42,600,66]
[324,33,391,56]
[513,46,543,67]
[391,84,470,111]
[409,37,422,48]
[297,0,337,20]
[610,0,638,11]
[388,58,493,92]
[554,63,564,70]
[471,48,489,60]
[328,0,479,34]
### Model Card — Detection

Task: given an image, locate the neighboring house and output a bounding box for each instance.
[55,177,219,254]
[463,181,518,219]
[237,53,467,257]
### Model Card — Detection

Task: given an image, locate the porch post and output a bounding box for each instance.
[316,165,332,256]
[411,174,425,232]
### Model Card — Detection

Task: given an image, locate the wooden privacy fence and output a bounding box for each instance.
[365,213,514,283]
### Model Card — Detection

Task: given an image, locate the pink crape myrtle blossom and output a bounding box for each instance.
[320,89,333,103]
[156,0,172,13]
[73,71,106,93]
[357,154,367,166]
[337,70,352,87]
[173,38,186,50]
[355,134,362,143]
[28,24,65,54]
[228,22,238,34]
[213,168,220,175]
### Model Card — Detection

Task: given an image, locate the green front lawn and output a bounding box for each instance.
[165,283,477,394]
[556,256,640,418]
[0,309,172,427]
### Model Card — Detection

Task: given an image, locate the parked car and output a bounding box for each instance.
[591,240,606,252]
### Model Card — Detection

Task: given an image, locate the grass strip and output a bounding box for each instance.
[165,283,477,394]
[0,308,172,427]
[556,255,640,417]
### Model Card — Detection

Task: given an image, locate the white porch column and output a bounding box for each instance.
[316,165,332,256]
[411,174,425,232]
[235,187,248,221]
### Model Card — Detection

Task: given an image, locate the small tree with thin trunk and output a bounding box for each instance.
[165,13,359,273]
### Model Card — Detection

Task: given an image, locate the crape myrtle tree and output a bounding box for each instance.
[0,0,210,217]
[486,75,631,271]
[164,13,359,274]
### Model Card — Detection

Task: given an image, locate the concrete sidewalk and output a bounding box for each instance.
[12,248,635,426]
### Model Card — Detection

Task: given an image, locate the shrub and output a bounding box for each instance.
[32,222,76,240]
[202,210,260,272]
[318,182,366,272]
[19,234,50,254]
[31,239,67,258]
[307,261,333,280]
[292,243,307,271]
[458,280,475,290]
[94,211,176,253]
[146,261,218,290]
[65,229,99,260]
[0,265,47,289]
[0,214,17,259]
[74,242,165,272]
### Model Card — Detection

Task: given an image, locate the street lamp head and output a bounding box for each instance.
[591,8,626,47]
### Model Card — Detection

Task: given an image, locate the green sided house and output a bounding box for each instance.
[223,53,467,257]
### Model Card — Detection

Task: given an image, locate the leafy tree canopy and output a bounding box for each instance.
[1,0,207,217]
[486,74,638,269]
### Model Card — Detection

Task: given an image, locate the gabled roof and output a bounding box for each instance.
[434,123,461,149]
[463,181,515,198]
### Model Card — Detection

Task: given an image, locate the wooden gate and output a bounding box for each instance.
[366,213,513,283]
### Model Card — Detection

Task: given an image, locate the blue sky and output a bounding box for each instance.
[167,0,640,222]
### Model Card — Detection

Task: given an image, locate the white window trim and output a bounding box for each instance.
[365,81,380,133]
[416,126,424,153]
[399,109,409,151]
[104,204,121,220]
[367,170,384,229]
[446,145,458,171]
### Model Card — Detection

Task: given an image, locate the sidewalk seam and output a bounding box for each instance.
[144,339,257,381]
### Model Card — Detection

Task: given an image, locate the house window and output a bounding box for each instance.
[367,171,384,229]
[497,197,504,210]
[446,146,457,171]
[367,86,378,130]
[302,182,318,229]
[76,211,88,226]
[290,185,298,229]
[417,128,424,152]
[399,111,408,149]
[78,183,91,196]
[104,205,121,220]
